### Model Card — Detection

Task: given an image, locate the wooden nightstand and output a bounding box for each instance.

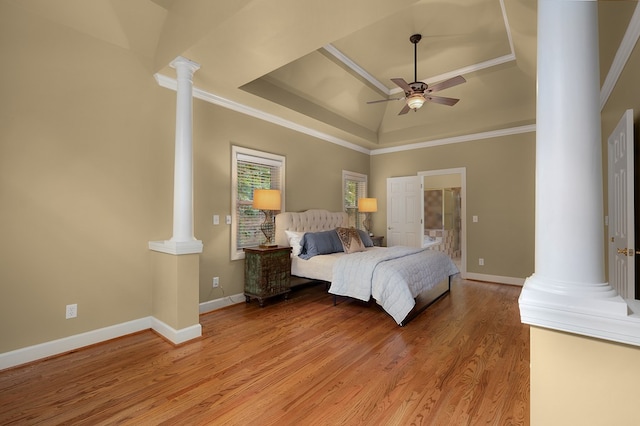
[243,246,292,307]
[370,236,384,247]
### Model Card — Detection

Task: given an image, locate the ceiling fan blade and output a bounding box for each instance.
[425,95,460,106]
[398,104,411,115]
[427,75,466,93]
[366,97,403,104]
[391,78,413,93]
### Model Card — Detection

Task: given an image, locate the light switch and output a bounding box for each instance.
[473,215,478,223]
[226,215,231,225]
[213,215,219,225]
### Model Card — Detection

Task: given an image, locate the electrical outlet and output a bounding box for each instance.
[213,277,219,288]
[66,303,77,319]
[479,258,485,266]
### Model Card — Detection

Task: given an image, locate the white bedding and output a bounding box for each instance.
[329,247,458,324]
[292,251,341,282]
[292,247,382,282]
[275,210,459,325]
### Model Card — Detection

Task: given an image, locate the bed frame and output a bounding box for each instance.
[275,209,452,325]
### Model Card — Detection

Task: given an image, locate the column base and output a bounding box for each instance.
[148,239,203,255]
[519,274,640,347]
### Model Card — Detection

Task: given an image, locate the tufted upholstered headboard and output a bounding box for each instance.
[275,209,348,247]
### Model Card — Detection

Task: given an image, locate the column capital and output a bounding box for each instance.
[170,56,201,74]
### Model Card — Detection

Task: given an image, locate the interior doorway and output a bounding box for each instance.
[419,168,467,278]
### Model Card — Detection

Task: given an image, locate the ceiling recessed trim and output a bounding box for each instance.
[322,44,391,95]
[370,124,536,155]
[388,53,516,96]
[156,74,535,157]
[500,0,516,56]
[154,73,371,155]
[326,0,517,97]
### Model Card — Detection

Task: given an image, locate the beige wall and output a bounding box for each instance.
[370,132,536,279]
[151,253,200,330]
[0,2,369,354]
[192,100,369,302]
[423,173,462,189]
[0,3,174,353]
[531,327,640,425]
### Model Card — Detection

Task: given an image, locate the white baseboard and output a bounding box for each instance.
[150,317,202,345]
[465,272,525,286]
[199,293,245,314]
[0,316,202,371]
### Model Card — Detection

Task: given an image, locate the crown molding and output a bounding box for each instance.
[155,73,371,155]
[600,1,640,110]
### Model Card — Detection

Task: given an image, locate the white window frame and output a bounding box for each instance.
[231,146,285,260]
[342,170,368,230]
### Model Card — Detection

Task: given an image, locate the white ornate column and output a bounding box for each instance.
[150,56,203,255]
[519,0,638,345]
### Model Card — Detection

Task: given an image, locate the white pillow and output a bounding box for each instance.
[284,230,305,256]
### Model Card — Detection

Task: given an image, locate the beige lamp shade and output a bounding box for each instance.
[358,198,378,213]
[253,189,281,211]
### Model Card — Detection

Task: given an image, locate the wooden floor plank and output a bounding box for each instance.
[0,278,529,425]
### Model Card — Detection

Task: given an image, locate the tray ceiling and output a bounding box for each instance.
[7,0,638,151]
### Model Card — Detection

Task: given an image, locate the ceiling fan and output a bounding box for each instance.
[368,34,466,115]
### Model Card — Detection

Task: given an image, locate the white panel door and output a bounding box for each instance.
[608,109,635,299]
[387,176,422,247]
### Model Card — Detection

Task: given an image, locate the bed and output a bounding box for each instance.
[275,209,459,326]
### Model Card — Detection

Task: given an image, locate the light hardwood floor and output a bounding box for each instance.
[0,278,529,425]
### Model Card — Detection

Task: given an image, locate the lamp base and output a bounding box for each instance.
[363,213,372,236]
[259,209,277,249]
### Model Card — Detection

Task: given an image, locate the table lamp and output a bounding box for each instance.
[253,189,281,247]
[358,197,377,236]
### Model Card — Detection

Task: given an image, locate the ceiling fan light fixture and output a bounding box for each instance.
[407,93,425,110]
[366,33,465,114]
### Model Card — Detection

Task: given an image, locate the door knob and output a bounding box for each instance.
[617,248,636,256]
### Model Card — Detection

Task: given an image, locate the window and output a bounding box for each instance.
[342,170,368,229]
[231,146,285,260]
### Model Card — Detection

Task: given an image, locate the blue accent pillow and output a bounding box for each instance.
[298,230,344,259]
[357,229,374,247]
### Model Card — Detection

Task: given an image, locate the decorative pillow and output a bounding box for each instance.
[336,227,366,254]
[357,229,374,247]
[299,230,344,259]
[284,230,305,256]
